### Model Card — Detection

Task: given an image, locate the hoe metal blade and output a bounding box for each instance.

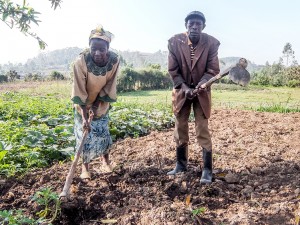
[228,58,251,86]
[195,58,251,90]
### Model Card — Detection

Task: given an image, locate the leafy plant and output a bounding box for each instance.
[191,207,206,217]
[0,0,62,49]
[32,187,61,223]
[0,150,8,161]
[0,89,175,177]
[0,0,46,49]
[0,188,61,224]
[0,209,35,225]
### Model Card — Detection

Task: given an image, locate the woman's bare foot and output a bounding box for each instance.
[80,163,91,181]
[102,154,113,172]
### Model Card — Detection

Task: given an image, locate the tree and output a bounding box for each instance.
[0,75,8,83]
[48,70,64,80]
[282,42,296,67]
[0,0,62,49]
[5,70,20,82]
[291,59,299,66]
[24,72,43,81]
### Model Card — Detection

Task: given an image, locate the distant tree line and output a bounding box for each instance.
[250,43,299,87]
[0,70,66,83]
[1,43,299,88]
[215,43,300,87]
[250,61,300,87]
[0,48,168,75]
[117,64,172,92]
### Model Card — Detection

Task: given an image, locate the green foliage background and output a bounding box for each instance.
[0,84,174,177]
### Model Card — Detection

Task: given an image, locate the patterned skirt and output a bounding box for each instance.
[74,111,112,163]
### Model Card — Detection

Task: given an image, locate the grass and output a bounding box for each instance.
[1,81,300,113]
[117,89,172,111]
[212,84,300,112]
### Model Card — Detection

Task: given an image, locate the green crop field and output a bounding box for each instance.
[0,81,299,177]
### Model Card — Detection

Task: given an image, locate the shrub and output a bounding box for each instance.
[117,67,140,91]
[0,75,8,83]
[117,67,172,92]
[252,73,271,86]
[24,73,44,82]
[5,70,20,82]
[284,66,300,79]
[271,74,285,87]
[48,71,65,80]
[287,79,300,88]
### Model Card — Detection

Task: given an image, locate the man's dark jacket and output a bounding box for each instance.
[168,32,220,118]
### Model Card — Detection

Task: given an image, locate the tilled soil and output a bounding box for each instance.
[1,109,300,225]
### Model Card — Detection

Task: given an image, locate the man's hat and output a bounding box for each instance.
[185,11,206,23]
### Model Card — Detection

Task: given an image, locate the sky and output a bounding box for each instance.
[0,0,300,65]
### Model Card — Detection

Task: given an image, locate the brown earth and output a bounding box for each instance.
[1,109,300,225]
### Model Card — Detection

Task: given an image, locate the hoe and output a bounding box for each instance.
[193,57,251,92]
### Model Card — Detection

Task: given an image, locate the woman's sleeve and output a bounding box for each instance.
[71,56,88,105]
[98,58,120,102]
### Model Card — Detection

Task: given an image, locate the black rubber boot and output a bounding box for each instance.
[167,146,188,175]
[200,148,213,184]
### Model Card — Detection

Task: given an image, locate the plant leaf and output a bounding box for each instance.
[0,150,8,161]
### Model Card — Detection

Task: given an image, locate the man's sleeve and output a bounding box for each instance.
[202,39,221,81]
[168,40,185,89]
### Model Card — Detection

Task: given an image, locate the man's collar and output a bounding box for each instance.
[185,32,193,46]
[186,32,200,47]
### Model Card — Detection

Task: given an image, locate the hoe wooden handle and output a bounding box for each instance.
[59,111,94,198]
[193,67,232,93]
[59,130,89,198]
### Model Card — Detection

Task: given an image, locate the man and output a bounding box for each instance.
[167,11,220,184]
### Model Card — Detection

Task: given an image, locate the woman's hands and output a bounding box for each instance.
[80,106,94,132]
[91,106,98,117]
[91,99,100,116]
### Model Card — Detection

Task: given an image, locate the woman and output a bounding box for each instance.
[71,25,120,180]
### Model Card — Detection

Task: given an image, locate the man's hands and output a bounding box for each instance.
[195,79,208,90]
[181,79,208,99]
[193,79,208,96]
[181,83,195,100]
